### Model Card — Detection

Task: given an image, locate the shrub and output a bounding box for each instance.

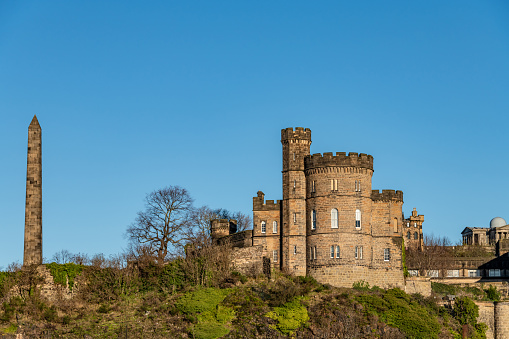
[352,280,370,291]
[175,288,229,314]
[265,298,309,335]
[356,288,441,339]
[485,285,500,301]
[45,263,83,291]
[453,296,478,326]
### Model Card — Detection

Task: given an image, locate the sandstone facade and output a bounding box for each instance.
[250,127,424,289]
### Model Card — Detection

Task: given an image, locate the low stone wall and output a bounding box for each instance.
[404,277,431,296]
[308,265,404,289]
[231,245,264,276]
[477,302,495,339]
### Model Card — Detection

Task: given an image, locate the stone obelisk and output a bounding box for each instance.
[23,115,42,266]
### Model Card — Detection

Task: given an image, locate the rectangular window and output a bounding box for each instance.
[355,209,361,229]
[261,221,266,234]
[358,180,361,192]
[447,270,460,277]
[355,246,358,259]
[293,180,296,188]
[273,250,278,262]
[359,246,363,259]
[334,179,338,191]
[313,246,317,260]
[273,221,278,233]
[330,179,334,191]
[311,210,317,230]
[489,269,501,277]
[312,180,315,193]
[468,269,479,277]
[384,248,390,261]
[293,213,297,224]
[330,245,334,258]
[335,245,340,258]
[293,245,297,255]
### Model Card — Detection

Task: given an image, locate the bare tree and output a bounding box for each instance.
[406,234,453,276]
[126,186,193,262]
[212,208,252,232]
[51,249,74,264]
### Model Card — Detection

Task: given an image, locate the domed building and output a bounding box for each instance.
[462,217,509,250]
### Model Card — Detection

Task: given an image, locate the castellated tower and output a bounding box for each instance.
[281,127,311,276]
[251,126,408,288]
[24,115,43,266]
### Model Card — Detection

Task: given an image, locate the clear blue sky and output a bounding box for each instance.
[1,1,508,268]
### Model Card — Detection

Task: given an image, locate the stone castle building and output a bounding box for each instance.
[213,127,424,289]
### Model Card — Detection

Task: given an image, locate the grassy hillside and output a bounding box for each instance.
[0,260,489,338]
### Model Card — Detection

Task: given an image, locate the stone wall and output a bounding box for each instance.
[231,245,264,276]
[494,301,509,339]
[477,302,495,339]
[404,277,431,296]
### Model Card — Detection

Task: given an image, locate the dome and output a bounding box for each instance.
[490,217,507,228]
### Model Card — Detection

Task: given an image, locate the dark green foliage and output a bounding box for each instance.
[43,306,58,322]
[454,296,479,326]
[231,271,248,284]
[0,272,12,299]
[485,285,501,301]
[356,288,441,339]
[97,304,110,314]
[431,282,457,295]
[45,263,83,291]
[402,240,409,277]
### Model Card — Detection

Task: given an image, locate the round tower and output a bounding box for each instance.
[304,152,374,286]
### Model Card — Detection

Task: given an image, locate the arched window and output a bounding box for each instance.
[261,221,266,234]
[414,232,418,240]
[393,218,398,233]
[407,231,411,239]
[331,208,338,228]
[311,210,317,230]
[273,221,278,233]
[355,209,361,229]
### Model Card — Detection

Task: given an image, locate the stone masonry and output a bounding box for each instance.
[214,127,423,289]
[250,127,421,289]
[24,115,43,266]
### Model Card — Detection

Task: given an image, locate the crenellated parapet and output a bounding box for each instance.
[304,152,373,171]
[253,191,281,211]
[281,127,311,144]
[371,189,403,202]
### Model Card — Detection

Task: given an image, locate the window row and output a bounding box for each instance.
[311,209,361,230]
[307,246,391,261]
[261,221,278,234]
[406,231,420,240]
[309,180,363,193]
[406,222,418,228]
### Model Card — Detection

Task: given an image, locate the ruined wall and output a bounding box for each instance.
[404,277,431,297]
[231,245,264,276]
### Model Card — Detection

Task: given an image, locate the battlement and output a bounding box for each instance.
[211,219,237,241]
[253,191,281,211]
[371,189,403,202]
[281,127,312,142]
[304,152,373,170]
